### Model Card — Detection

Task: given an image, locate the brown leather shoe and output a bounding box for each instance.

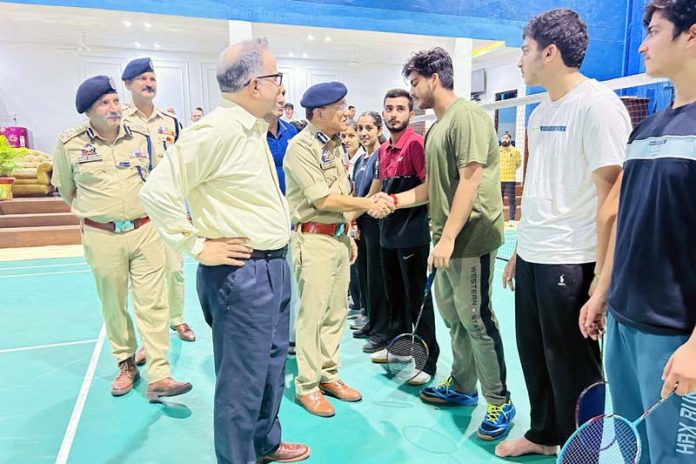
[172,323,196,342]
[257,442,310,463]
[319,380,362,402]
[134,347,146,366]
[111,357,139,397]
[295,391,335,417]
[146,377,192,403]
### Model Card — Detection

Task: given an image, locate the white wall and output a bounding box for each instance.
[0,42,417,153]
[0,44,219,153]
[278,57,410,118]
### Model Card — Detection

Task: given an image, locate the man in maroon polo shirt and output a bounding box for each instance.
[368,88,439,386]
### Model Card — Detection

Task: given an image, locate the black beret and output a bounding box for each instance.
[75,75,118,114]
[121,57,155,81]
[300,81,348,109]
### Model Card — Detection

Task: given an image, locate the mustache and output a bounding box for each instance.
[103,112,122,120]
[142,86,156,92]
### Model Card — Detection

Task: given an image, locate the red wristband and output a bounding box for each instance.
[389,194,399,208]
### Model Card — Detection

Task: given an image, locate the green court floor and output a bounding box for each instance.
[0,232,554,464]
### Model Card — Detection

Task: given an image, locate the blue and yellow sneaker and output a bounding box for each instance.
[477,399,516,440]
[419,376,479,406]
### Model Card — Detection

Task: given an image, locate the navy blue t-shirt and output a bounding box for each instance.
[353,150,379,230]
[608,101,696,335]
[267,119,298,194]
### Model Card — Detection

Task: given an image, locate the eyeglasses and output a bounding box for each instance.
[245,72,283,87]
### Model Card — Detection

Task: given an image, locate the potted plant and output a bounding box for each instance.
[0,135,28,201]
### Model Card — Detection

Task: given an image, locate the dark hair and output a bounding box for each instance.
[348,105,355,110]
[644,0,696,38]
[523,9,589,68]
[290,119,308,131]
[402,47,454,90]
[194,106,204,112]
[342,120,358,132]
[305,108,314,121]
[383,88,414,111]
[357,111,386,145]
[284,102,294,109]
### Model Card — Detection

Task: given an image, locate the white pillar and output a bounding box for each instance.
[228,20,252,44]
[451,38,473,99]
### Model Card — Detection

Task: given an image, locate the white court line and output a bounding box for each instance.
[1,270,91,279]
[0,262,87,272]
[55,325,106,464]
[0,339,97,354]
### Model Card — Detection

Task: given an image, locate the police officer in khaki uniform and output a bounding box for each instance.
[51,75,192,402]
[119,58,195,358]
[284,82,394,417]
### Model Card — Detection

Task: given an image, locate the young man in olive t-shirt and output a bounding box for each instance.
[391,47,514,441]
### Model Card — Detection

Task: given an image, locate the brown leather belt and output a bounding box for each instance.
[83,217,151,233]
[296,222,348,237]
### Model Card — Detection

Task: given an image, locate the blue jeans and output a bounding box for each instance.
[197,257,291,464]
[606,312,696,463]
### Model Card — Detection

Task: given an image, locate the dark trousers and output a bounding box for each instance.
[197,257,291,464]
[349,246,364,312]
[515,256,601,446]
[381,245,440,375]
[356,217,389,342]
[501,181,516,221]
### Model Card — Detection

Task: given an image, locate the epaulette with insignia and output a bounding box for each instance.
[58,123,90,144]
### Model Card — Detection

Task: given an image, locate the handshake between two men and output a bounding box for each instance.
[365,192,396,219]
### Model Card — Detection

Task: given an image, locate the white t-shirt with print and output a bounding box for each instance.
[517,79,632,264]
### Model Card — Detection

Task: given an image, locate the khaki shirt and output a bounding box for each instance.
[121,104,179,159]
[51,123,154,223]
[284,123,350,225]
[139,97,291,256]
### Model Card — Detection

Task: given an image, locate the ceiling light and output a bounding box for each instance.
[144,22,152,29]
[288,52,295,58]
[134,42,142,48]
[123,20,132,27]
[324,36,333,42]
[302,52,309,59]
[154,43,161,49]
[306,34,315,41]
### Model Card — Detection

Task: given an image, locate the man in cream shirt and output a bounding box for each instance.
[140,39,309,464]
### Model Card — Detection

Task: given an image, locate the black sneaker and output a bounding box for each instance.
[362,339,387,353]
[352,327,370,339]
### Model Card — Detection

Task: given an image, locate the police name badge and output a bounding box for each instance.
[77,143,102,163]
[129,149,147,159]
[320,149,336,170]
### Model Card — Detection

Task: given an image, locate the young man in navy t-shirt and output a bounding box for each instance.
[580,2,696,462]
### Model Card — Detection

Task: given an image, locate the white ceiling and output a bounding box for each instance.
[0,2,517,64]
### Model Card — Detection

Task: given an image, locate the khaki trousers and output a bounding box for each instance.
[291,231,350,395]
[163,245,185,326]
[82,222,170,382]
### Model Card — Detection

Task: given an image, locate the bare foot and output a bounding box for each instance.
[495,436,557,457]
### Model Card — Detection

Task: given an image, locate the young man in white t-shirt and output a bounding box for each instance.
[495,8,632,458]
